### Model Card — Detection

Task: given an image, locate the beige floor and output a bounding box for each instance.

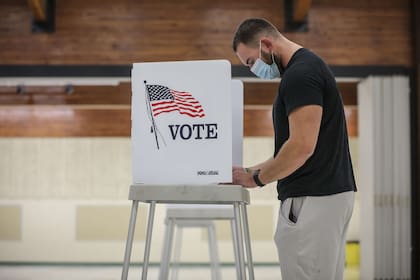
[0,264,360,280]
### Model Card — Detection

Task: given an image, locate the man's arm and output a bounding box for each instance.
[232,104,322,187]
[247,158,273,172]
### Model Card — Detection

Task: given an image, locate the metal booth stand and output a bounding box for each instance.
[121,184,255,280]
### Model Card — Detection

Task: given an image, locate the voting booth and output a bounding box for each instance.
[131,60,233,184]
[122,60,254,280]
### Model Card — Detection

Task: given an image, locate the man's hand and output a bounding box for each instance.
[232,166,257,188]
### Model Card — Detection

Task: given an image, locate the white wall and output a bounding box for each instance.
[0,137,359,263]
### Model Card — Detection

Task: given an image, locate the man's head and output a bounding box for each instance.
[232,18,283,79]
[232,18,279,53]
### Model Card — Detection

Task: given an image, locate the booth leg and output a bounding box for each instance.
[241,203,255,280]
[233,202,246,279]
[141,201,156,280]
[208,223,221,280]
[231,219,241,280]
[171,223,183,280]
[159,218,175,280]
[121,200,139,280]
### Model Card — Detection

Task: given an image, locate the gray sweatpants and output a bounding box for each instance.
[274,191,354,280]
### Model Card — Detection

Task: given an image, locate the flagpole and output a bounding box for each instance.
[144,81,160,150]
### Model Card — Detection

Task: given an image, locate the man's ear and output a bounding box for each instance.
[260,37,273,52]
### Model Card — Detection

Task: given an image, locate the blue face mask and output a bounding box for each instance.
[250,43,281,80]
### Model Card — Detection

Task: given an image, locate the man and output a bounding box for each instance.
[231,18,357,280]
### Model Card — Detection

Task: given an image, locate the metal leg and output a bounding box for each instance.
[171,224,183,280]
[241,203,255,280]
[233,202,246,279]
[208,222,221,280]
[141,201,156,280]
[159,218,176,280]
[121,200,139,280]
[230,219,240,280]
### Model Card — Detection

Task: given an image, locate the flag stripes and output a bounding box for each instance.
[146,84,205,118]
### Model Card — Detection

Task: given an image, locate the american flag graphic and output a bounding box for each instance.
[146,84,205,118]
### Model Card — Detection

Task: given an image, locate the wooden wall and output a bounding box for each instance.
[0,0,408,137]
[0,82,358,137]
[0,0,412,66]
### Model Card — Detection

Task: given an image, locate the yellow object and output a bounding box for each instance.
[346,242,360,266]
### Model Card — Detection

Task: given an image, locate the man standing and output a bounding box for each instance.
[231,18,357,280]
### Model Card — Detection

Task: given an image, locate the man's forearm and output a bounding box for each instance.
[257,139,313,185]
[248,158,273,172]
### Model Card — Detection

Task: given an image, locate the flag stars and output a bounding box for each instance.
[147,85,174,101]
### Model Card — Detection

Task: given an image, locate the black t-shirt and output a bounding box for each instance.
[273,48,357,201]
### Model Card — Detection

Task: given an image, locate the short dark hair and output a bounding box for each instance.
[232,18,279,52]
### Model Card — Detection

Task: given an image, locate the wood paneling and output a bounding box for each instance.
[338,82,357,105]
[0,81,357,106]
[244,83,278,106]
[244,107,274,136]
[0,0,411,66]
[344,106,358,137]
[0,83,131,105]
[0,81,358,137]
[244,106,357,137]
[0,106,131,137]
[0,105,357,137]
[243,82,357,106]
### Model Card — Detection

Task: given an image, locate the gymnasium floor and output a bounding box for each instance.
[0,264,360,280]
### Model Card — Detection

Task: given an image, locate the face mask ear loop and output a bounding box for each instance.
[258,40,263,60]
[261,40,274,65]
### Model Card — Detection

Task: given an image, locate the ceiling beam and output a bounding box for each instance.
[284,0,312,32]
[293,0,312,23]
[27,0,55,33]
[27,0,46,22]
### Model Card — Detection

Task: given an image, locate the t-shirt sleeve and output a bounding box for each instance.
[282,67,324,116]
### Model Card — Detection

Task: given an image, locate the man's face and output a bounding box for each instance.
[236,42,272,69]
